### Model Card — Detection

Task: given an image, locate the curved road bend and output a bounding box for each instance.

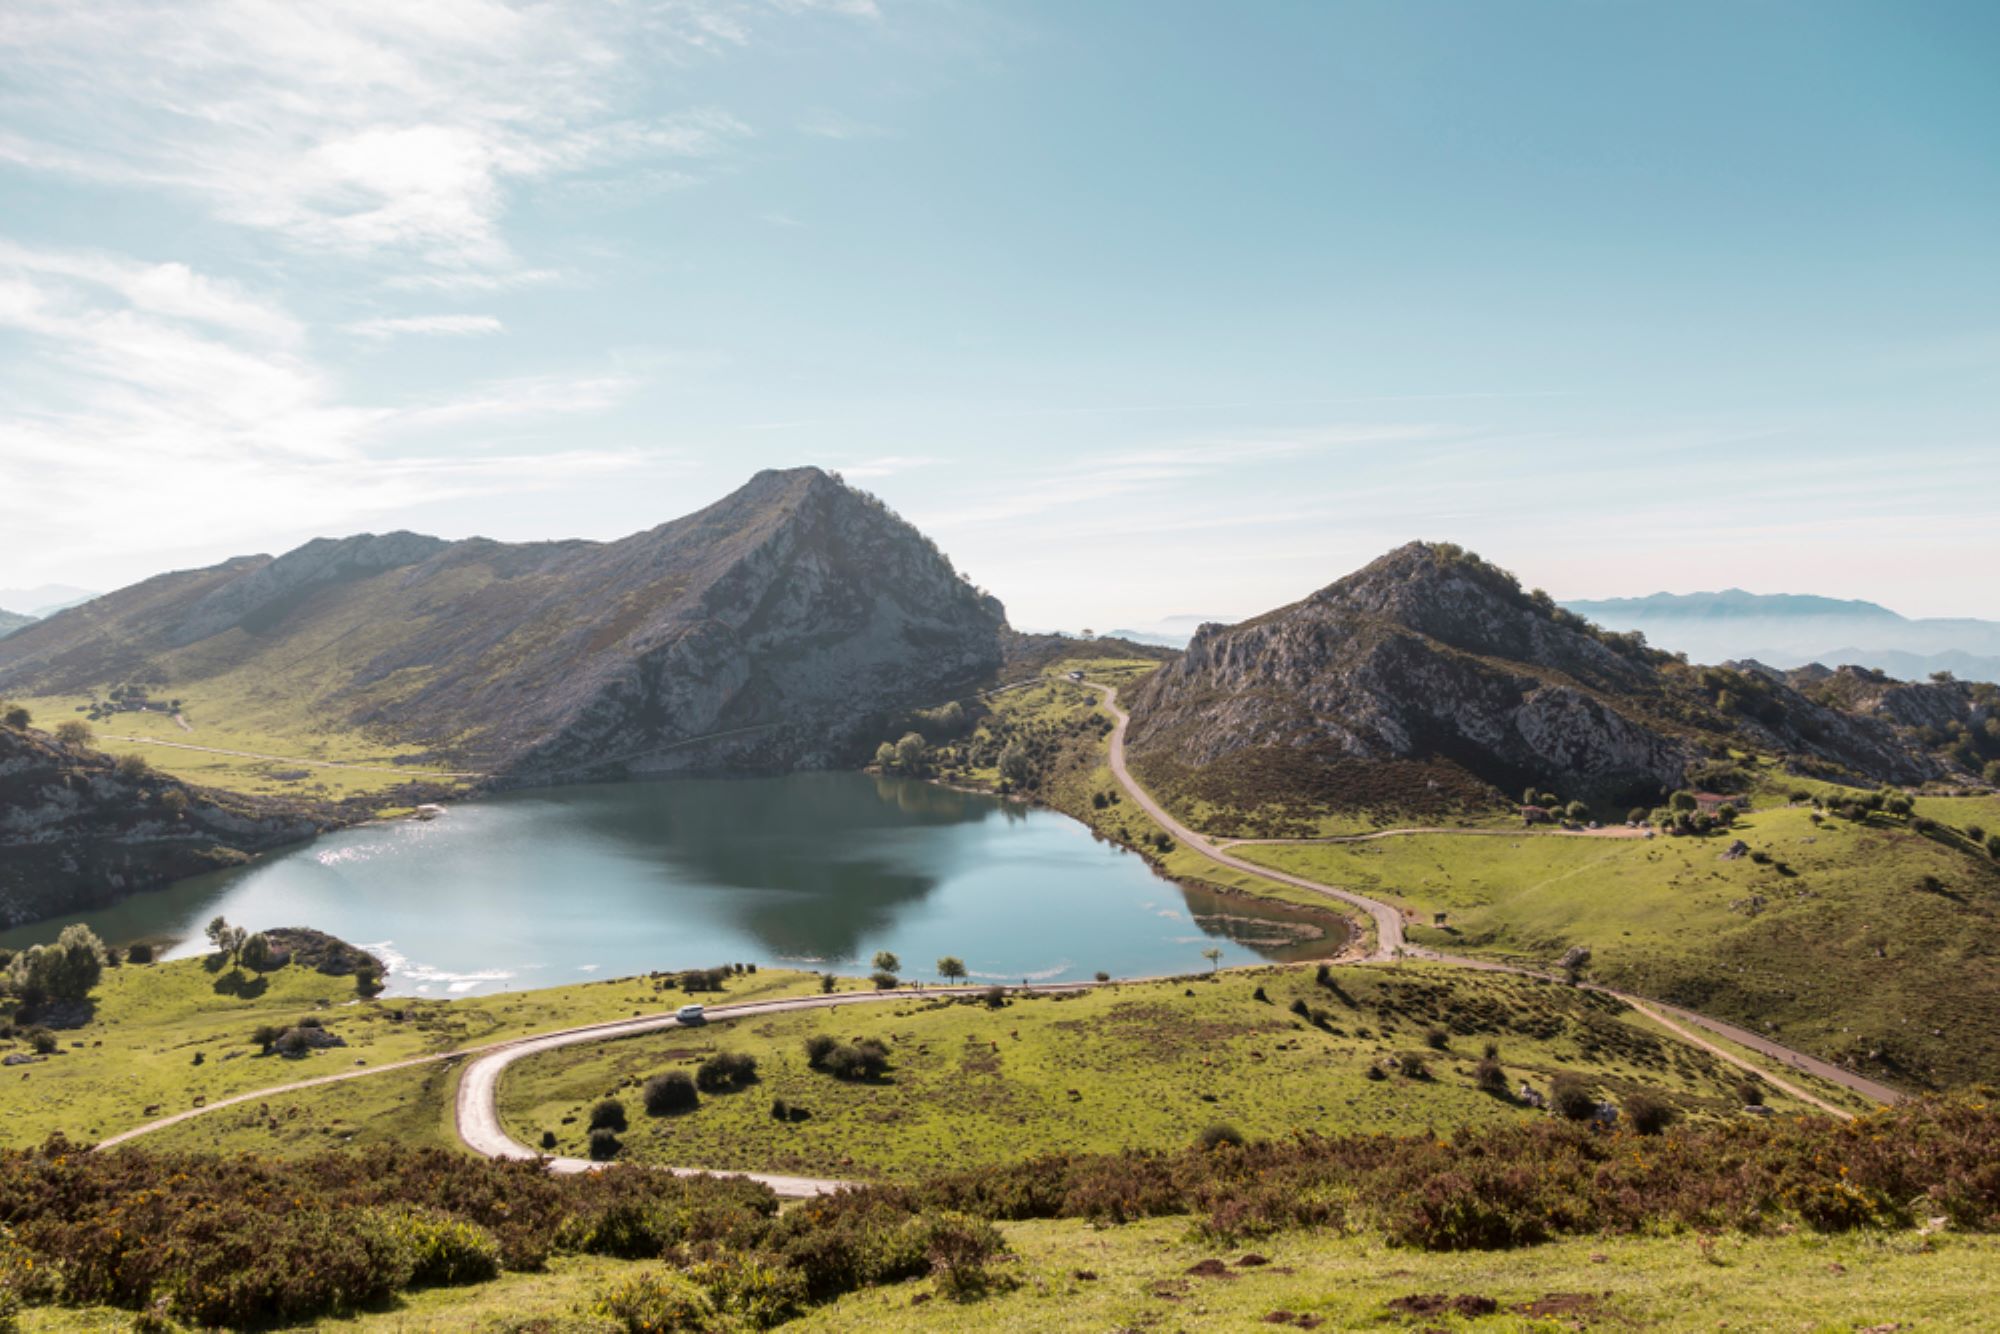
[1088,682,1902,1112]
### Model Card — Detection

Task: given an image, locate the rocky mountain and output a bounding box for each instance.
[0,609,32,640]
[1124,543,1985,826]
[0,469,1008,782]
[0,717,331,926]
[1565,590,2000,683]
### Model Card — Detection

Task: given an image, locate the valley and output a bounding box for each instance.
[4,481,1997,1333]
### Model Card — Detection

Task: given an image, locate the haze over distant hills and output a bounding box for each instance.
[1565,591,2000,683]
[0,584,99,619]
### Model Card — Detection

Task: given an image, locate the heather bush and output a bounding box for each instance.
[372,1206,503,1286]
[589,1099,628,1133]
[597,1268,718,1332]
[587,1129,622,1162]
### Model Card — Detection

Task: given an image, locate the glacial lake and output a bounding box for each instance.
[4,773,1342,996]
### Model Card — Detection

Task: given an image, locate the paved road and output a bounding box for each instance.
[1218,826,1651,848]
[1088,681,1901,1112]
[93,679,1895,1187]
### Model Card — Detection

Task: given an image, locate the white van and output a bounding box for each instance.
[675,1003,706,1024]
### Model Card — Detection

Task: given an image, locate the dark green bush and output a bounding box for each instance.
[1198,1123,1245,1151]
[1623,1091,1678,1136]
[695,1051,758,1093]
[1550,1075,1597,1121]
[589,1099,627,1133]
[643,1072,698,1116]
[587,1128,621,1161]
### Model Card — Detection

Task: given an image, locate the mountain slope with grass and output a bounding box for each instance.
[0,609,31,640]
[0,468,1008,783]
[1123,543,1986,833]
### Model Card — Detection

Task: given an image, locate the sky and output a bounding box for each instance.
[1,1,1996,632]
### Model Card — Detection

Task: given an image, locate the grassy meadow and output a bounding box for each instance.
[1235,796,2000,1089]
[497,964,1838,1181]
[0,954,820,1148]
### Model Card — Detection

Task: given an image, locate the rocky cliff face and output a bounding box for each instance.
[1127,544,1693,808]
[0,722,329,927]
[1126,543,1968,819]
[0,468,1009,781]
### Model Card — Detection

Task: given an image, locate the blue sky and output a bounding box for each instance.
[1,1,1995,630]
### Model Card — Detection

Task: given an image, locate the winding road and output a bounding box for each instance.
[94,673,1900,1193]
[1089,681,1901,1113]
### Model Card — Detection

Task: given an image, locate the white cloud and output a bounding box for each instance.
[346,314,505,339]
[0,3,785,281]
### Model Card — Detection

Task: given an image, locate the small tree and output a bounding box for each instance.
[893,732,928,773]
[2,705,29,728]
[238,932,275,972]
[873,741,897,770]
[936,956,967,984]
[1564,800,1589,823]
[1669,790,1697,813]
[998,742,1032,788]
[1201,946,1224,973]
[6,923,105,1004]
[159,788,190,818]
[871,950,901,976]
[114,752,150,781]
[54,719,93,748]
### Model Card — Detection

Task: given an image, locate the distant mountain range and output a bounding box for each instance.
[0,584,99,618]
[0,468,1007,782]
[1564,590,2000,683]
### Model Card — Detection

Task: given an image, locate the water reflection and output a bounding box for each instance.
[1,773,1344,995]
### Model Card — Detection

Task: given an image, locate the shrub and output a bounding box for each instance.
[819,972,836,994]
[982,986,1006,1009]
[598,1268,718,1332]
[803,1034,840,1068]
[643,1072,699,1116]
[916,1211,1005,1298]
[1094,971,1111,983]
[1475,1059,1508,1095]
[1623,1091,1678,1136]
[587,1128,622,1161]
[541,1130,557,1150]
[1425,1027,1450,1051]
[695,1051,758,1093]
[25,1028,57,1056]
[1198,1123,1245,1151]
[373,1206,503,1287]
[1289,997,1310,1020]
[869,971,899,991]
[125,943,154,965]
[771,1098,789,1121]
[1738,1079,1766,1107]
[590,1099,628,1132]
[821,1039,890,1082]
[1550,1075,1597,1121]
[1400,1055,1430,1080]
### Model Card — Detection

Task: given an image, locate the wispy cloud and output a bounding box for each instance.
[346,314,505,339]
[0,4,791,282]
[0,242,641,569]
